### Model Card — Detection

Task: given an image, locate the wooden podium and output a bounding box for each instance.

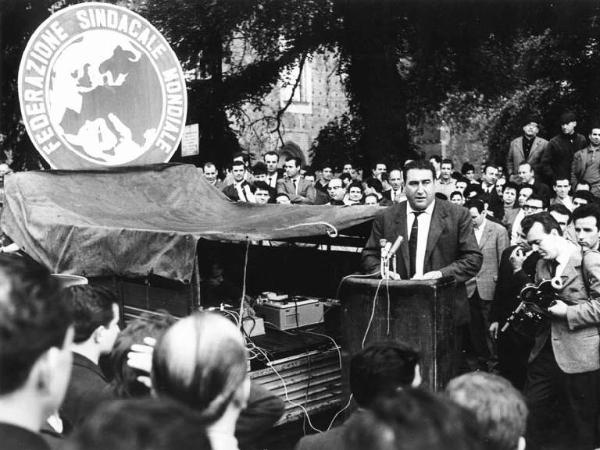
[339,276,458,391]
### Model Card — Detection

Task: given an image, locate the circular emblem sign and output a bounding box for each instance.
[18,3,187,169]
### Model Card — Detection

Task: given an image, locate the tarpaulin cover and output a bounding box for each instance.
[1,163,379,282]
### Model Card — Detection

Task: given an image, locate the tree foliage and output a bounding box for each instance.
[4,0,600,171]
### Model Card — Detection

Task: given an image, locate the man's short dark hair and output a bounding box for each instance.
[482,162,497,173]
[402,159,436,182]
[251,162,267,176]
[573,190,596,204]
[303,167,315,178]
[232,152,249,163]
[110,312,176,399]
[263,151,278,160]
[441,158,453,168]
[461,162,475,175]
[66,285,118,344]
[446,372,528,450]
[231,160,245,170]
[253,180,271,193]
[285,156,301,167]
[350,342,420,408]
[344,389,484,450]
[364,177,383,193]
[429,155,442,164]
[549,204,572,223]
[518,184,533,196]
[572,204,600,230]
[450,191,463,199]
[576,181,591,189]
[62,398,211,450]
[503,181,518,193]
[554,177,570,187]
[465,198,485,214]
[525,192,548,209]
[0,255,72,394]
[521,212,561,236]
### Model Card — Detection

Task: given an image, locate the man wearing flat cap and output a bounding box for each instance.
[506,115,548,183]
[540,111,587,187]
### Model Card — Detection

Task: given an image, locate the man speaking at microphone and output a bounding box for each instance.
[361,159,482,327]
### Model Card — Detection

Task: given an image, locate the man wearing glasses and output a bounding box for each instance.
[511,194,546,245]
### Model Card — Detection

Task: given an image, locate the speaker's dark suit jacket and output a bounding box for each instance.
[361,200,482,325]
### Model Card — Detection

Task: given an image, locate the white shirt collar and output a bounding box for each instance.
[407,199,436,216]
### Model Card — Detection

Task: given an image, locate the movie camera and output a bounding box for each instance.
[501,277,567,337]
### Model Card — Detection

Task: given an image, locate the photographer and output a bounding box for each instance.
[520,212,600,450]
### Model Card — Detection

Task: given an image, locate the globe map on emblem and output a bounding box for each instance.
[49,30,162,165]
[19,3,187,169]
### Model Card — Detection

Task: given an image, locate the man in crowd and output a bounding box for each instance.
[344,389,484,450]
[295,342,421,450]
[314,165,332,193]
[550,177,574,211]
[507,117,547,182]
[61,285,120,430]
[361,159,482,329]
[522,212,600,449]
[435,159,457,199]
[223,153,254,186]
[277,157,316,204]
[571,124,600,197]
[62,398,211,450]
[573,204,600,251]
[540,111,587,186]
[511,193,546,245]
[517,162,552,205]
[222,160,256,202]
[429,155,442,179]
[489,224,540,390]
[479,164,502,218]
[251,162,268,183]
[465,199,509,370]
[549,204,575,243]
[573,190,595,209]
[576,181,591,191]
[370,162,387,181]
[455,177,468,193]
[253,181,274,204]
[446,372,528,450]
[342,163,359,181]
[462,162,477,183]
[324,177,346,205]
[450,191,465,206]
[202,162,222,189]
[382,169,405,203]
[263,151,282,188]
[0,255,74,450]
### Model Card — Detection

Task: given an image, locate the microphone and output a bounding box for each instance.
[380,239,389,259]
[387,235,404,258]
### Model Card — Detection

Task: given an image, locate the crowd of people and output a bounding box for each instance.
[4,109,600,450]
[0,255,530,450]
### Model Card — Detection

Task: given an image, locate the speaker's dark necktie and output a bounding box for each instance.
[409,211,423,277]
